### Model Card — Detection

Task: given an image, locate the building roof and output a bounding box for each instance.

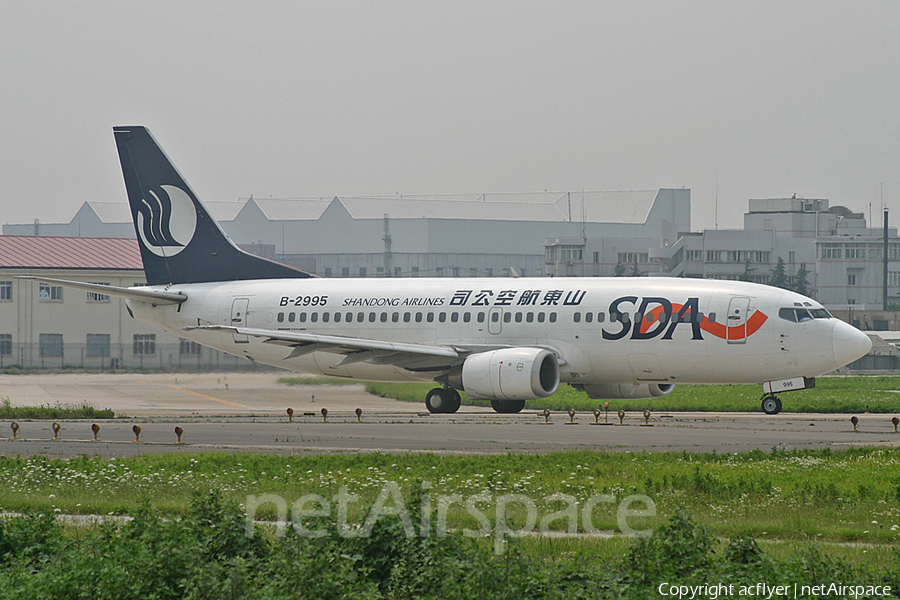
[240,190,661,223]
[0,236,143,270]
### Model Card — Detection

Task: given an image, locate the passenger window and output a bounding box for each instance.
[426,313,434,323]
[708,313,716,323]
[439,313,447,323]
[299,313,307,323]
[696,312,704,323]
[491,312,499,322]
[585,312,593,323]
[368,313,375,322]
[357,312,365,322]
[311,313,318,323]
[503,312,511,323]
[515,312,523,323]
[334,312,342,323]
[573,313,581,323]
[526,313,534,323]
[346,312,353,322]
[322,313,330,323]
[464,313,471,323]
[286,313,294,323]
[277,313,285,323]
[537,313,546,323]
[645,313,653,323]
[403,313,411,323]
[597,312,605,323]
[451,313,459,323]
[549,312,557,323]
[392,313,400,323]
[415,313,423,323]
[380,312,388,322]
[477,313,485,323]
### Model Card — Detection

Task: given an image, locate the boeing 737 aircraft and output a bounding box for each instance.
[23,127,872,415]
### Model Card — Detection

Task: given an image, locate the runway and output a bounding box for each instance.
[0,373,898,457]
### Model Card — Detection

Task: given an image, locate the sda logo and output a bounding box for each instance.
[135,185,197,257]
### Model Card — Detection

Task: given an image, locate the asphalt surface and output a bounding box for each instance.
[0,373,898,457]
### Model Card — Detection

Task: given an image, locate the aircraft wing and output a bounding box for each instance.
[15,276,187,305]
[185,325,465,370]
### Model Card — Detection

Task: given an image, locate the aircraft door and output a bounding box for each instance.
[726,296,751,344]
[488,308,502,335]
[231,298,250,344]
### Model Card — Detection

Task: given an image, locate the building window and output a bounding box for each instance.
[592,252,599,263]
[890,272,900,287]
[0,334,11,356]
[180,339,202,356]
[435,267,443,277]
[412,267,419,277]
[820,244,842,260]
[870,246,883,260]
[845,245,865,260]
[618,252,649,264]
[39,283,63,302]
[133,334,156,355]
[685,250,702,261]
[86,282,111,303]
[705,251,722,262]
[86,334,110,357]
[39,333,63,357]
[847,273,857,286]
[726,251,742,262]
[359,267,367,277]
[0,281,11,301]
[341,267,349,277]
[395,266,402,277]
[324,268,332,278]
[749,251,770,263]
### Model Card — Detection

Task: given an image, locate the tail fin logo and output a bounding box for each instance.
[135,185,198,257]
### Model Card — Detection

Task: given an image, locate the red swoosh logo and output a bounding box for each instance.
[640,304,768,340]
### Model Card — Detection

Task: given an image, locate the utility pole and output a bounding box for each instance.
[883,208,889,311]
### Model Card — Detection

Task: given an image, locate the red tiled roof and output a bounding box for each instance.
[0,236,144,270]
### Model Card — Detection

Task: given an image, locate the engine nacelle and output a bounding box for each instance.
[459,348,560,400]
[575,383,675,400]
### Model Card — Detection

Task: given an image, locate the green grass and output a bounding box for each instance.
[364,376,900,413]
[2,448,899,547]
[0,398,115,420]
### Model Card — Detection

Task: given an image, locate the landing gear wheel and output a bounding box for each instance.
[491,399,526,414]
[761,395,782,415]
[425,388,462,414]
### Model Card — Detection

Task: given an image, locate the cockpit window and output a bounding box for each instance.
[795,309,812,322]
[780,307,830,322]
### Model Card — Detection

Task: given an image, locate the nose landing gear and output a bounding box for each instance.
[761,394,782,415]
[425,387,462,414]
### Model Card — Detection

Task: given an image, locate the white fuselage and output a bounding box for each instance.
[128,277,868,386]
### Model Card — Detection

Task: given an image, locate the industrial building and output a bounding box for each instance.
[0,236,247,370]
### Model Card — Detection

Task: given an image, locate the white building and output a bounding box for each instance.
[0,236,249,370]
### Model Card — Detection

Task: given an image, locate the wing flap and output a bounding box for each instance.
[184,325,460,360]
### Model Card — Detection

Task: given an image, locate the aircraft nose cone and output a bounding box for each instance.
[832,321,871,368]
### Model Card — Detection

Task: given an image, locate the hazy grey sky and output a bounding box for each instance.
[2,1,899,231]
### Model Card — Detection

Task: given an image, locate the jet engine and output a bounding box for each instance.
[574,383,675,400]
[457,348,560,400]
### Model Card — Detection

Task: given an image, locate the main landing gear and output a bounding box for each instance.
[761,394,783,415]
[425,387,461,414]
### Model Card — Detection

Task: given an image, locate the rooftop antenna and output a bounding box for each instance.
[714,172,719,230]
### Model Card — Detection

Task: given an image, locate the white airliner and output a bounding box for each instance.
[23,127,872,415]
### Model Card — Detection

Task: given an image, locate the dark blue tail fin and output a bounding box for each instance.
[113,126,312,285]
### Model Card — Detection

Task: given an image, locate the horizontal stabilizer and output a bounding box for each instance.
[15,276,187,305]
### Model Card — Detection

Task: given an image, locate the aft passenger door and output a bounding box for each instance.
[231,298,250,343]
[726,296,751,344]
